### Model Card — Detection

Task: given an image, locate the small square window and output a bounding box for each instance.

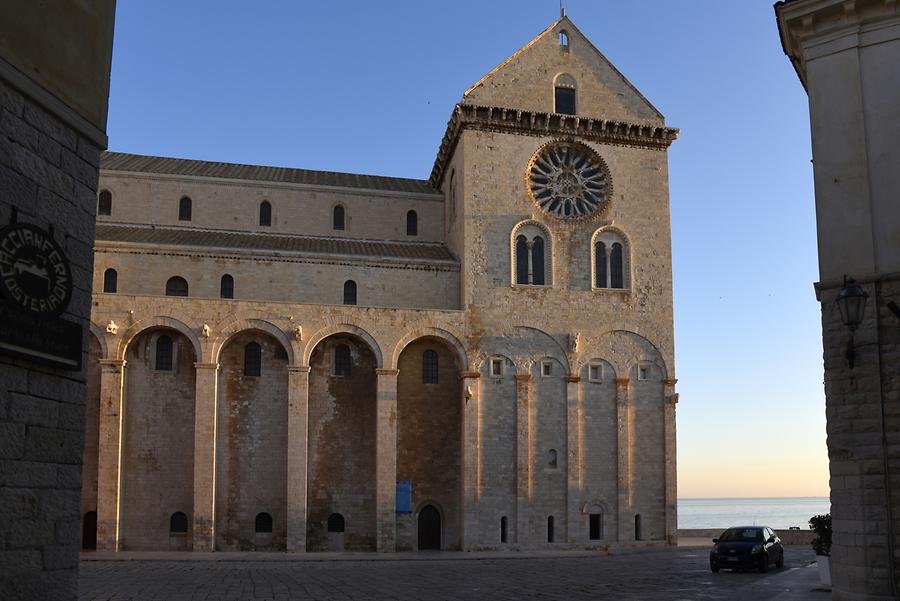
[589,364,603,382]
[638,366,649,381]
[490,358,504,378]
[541,361,553,377]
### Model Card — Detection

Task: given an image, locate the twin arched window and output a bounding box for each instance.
[259,201,272,227]
[514,226,549,286]
[179,196,192,221]
[593,229,629,289]
[103,268,117,293]
[422,350,438,384]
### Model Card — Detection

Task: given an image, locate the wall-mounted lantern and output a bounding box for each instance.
[836,276,868,368]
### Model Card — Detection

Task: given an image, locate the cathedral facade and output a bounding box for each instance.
[81,16,680,552]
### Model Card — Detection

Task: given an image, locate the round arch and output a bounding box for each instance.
[583,329,671,380]
[212,318,294,365]
[88,322,109,360]
[303,323,383,368]
[590,225,632,290]
[117,316,202,362]
[510,219,554,287]
[389,327,468,371]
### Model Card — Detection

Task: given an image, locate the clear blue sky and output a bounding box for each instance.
[107,0,825,498]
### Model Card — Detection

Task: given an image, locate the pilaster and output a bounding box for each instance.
[96,359,125,551]
[192,362,219,551]
[515,373,533,544]
[460,371,481,550]
[375,368,399,552]
[663,378,679,545]
[286,365,311,552]
[615,377,632,542]
[565,375,582,543]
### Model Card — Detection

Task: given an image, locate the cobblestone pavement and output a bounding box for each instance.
[79,547,826,601]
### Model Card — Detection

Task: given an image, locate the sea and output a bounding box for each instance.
[677,497,830,530]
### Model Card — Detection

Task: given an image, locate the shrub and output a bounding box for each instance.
[809,513,832,556]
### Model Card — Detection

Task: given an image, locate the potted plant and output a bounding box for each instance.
[809,513,832,587]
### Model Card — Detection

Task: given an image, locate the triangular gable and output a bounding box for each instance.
[462,16,665,124]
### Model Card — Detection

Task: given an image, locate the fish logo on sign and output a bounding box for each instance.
[0,222,72,316]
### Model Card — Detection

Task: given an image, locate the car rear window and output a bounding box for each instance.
[720,528,764,542]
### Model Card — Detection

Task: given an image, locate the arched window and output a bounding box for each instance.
[334,344,351,377]
[244,342,261,376]
[559,30,569,47]
[327,513,345,533]
[422,349,438,384]
[170,512,188,533]
[593,229,630,290]
[554,73,577,115]
[512,222,552,286]
[333,205,345,230]
[155,335,173,371]
[531,236,545,285]
[406,210,418,236]
[220,274,234,299]
[500,516,508,543]
[610,243,624,289]
[547,516,555,543]
[547,449,558,469]
[255,512,273,533]
[515,235,529,284]
[343,280,357,305]
[98,190,112,216]
[103,268,117,293]
[594,241,608,288]
[178,196,192,221]
[259,201,272,227]
[165,276,188,297]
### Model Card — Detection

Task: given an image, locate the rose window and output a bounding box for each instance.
[527,141,611,219]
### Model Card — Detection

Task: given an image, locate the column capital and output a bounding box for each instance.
[565,375,581,383]
[614,377,631,386]
[99,358,126,371]
[460,371,481,379]
[515,373,532,382]
[288,365,311,374]
[193,362,219,371]
[375,368,399,377]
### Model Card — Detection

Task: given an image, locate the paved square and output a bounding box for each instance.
[78,547,825,601]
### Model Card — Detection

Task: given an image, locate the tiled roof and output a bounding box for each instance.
[100,152,439,196]
[95,224,458,263]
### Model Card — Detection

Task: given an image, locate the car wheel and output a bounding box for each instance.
[775,551,784,569]
[759,554,769,573]
[710,561,719,573]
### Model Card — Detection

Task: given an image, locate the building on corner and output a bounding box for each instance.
[82,15,680,553]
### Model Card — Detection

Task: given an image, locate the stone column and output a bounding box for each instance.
[96,359,125,551]
[663,379,679,545]
[286,365,310,552]
[566,375,582,543]
[615,377,632,542]
[460,371,481,550]
[515,373,533,544]
[192,362,219,551]
[375,368,399,552]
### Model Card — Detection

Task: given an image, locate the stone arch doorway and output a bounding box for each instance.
[418,505,442,550]
[396,336,462,551]
[307,333,378,551]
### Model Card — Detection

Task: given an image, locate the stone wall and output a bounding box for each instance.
[0,78,100,598]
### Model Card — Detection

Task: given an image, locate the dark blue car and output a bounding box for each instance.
[709,526,784,573]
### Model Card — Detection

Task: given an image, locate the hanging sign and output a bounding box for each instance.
[0,220,82,370]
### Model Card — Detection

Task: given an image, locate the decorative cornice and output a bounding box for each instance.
[429,103,679,188]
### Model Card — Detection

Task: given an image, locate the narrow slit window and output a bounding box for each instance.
[515,235,529,284]
[491,358,503,377]
[548,516,555,543]
[595,241,608,288]
[103,268,117,293]
[244,342,261,377]
[500,516,508,543]
[98,190,112,216]
[334,344,351,377]
[343,280,357,305]
[548,449,558,469]
[406,210,418,236]
[220,274,234,299]
[610,242,624,288]
[155,335,173,371]
[422,349,438,384]
[333,205,345,230]
[531,236,545,285]
[178,196,192,221]
[259,201,272,227]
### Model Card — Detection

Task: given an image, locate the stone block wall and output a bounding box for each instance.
[0,77,100,599]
